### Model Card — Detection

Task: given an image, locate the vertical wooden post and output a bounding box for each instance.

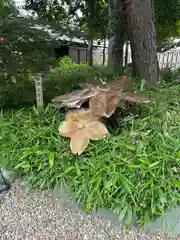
[35,73,43,109]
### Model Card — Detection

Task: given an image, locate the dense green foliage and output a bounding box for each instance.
[25,0,109,39]
[160,68,180,84]
[0,17,58,74]
[0,0,18,18]
[1,54,179,109]
[0,16,59,109]
[0,0,180,229]
[24,0,180,50]
[0,84,179,227]
[43,56,119,101]
[44,56,99,100]
[0,56,118,108]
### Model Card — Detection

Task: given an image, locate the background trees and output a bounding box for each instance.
[125,0,158,84]
[108,0,126,72]
[0,0,179,227]
[1,0,179,85]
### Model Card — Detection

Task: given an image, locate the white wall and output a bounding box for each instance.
[93,45,180,70]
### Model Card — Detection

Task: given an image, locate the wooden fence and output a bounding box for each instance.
[157,50,180,70]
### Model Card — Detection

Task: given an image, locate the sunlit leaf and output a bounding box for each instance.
[14,161,31,170]
[125,145,136,151]
[119,174,132,194]
[49,152,55,167]
[126,206,133,225]
[119,206,128,221]
[173,179,180,189]
[140,159,151,165]
[148,161,160,168]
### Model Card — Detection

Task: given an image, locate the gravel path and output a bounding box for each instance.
[0,180,175,240]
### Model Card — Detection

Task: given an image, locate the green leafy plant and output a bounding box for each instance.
[43,57,98,102]
[43,56,124,103]
[160,68,180,84]
[0,73,36,109]
[0,55,123,109]
[0,85,179,228]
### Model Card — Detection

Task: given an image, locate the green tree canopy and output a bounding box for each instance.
[24,0,180,51]
[0,17,60,78]
[154,0,180,50]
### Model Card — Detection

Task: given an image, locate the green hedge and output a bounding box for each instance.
[0,84,179,227]
[1,55,179,109]
[160,67,180,84]
[0,76,36,109]
[43,56,122,102]
[0,56,119,109]
[43,56,100,102]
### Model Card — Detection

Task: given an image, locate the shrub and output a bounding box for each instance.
[93,65,122,81]
[0,84,179,227]
[43,56,100,102]
[43,56,125,102]
[160,68,180,84]
[0,74,36,109]
[1,56,123,108]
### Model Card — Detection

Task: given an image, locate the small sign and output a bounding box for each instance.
[35,73,43,108]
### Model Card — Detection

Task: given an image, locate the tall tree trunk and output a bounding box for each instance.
[108,0,125,72]
[102,38,106,65]
[87,0,94,66]
[124,41,129,68]
[125,0,158,85]
[108,35,114,67]
[108,0,114,68]
[88,39,93,66]
[151,0,160,77]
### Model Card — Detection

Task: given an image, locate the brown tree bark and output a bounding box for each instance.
[108,0,125,72]
[88,39,93,66]
[124,41,129,68]
[125,0,159,85]
[87,0,94,66]
[102,38,106,65]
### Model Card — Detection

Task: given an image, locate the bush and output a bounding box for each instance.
[0,74,36,109]
[43,56,99,102]
[0,84,179,227]
[43,56,125,102]
[160,68,180,84]
[93,65,123,81]
[1,56,123,108]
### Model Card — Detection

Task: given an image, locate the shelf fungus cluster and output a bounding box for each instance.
[52,76,150,155]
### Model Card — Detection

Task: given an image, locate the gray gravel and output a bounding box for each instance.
[0,180,175,240]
